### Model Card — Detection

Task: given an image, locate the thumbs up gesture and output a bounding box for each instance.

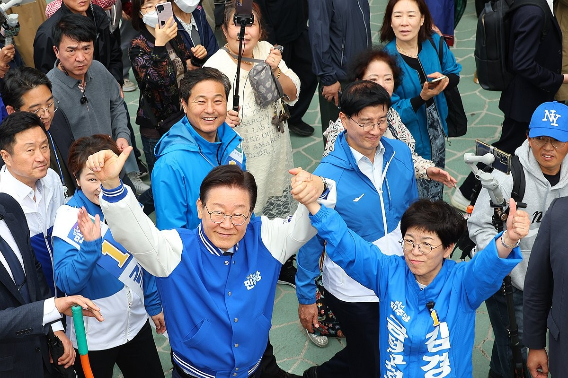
[505,198,530,244]
[86,147,133,189]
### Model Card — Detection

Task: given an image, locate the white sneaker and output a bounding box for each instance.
[306,329,328,348]
[127,171,150,194]
[450,188,470,212]
[123,78,137,92]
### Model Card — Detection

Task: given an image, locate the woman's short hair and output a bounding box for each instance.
[379,0,434,44]
[222,0,267,41]
[400,199,467,249]
[199,165,257,212]
[339,80,391,118]
[68,135,121,179]
[347,48,403,90]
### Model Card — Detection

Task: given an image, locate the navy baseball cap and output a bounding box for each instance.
[528,101,568,143]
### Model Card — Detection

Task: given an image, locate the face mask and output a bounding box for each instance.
[174,0,199,14]
[142,11,159,28]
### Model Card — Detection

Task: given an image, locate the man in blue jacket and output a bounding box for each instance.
[308,0,371,140]
[152,67,245,230]
[297,81,418,378]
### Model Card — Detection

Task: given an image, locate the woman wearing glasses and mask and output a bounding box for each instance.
[295,190,530,378]
[129,0,193,172]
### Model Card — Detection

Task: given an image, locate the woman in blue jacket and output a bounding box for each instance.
[52,135,164,378]
[381,0,461,200]
[297,193,530,378]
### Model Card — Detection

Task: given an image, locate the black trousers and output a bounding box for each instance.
[315,291,381,378]
[74,321,164,378]
[459,117,529,199]
[280,29,318,125]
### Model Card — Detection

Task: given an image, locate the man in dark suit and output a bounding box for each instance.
[0,192,102,377]
[524,196,568,377]
[2,67,77,198]
[452,0,568,209]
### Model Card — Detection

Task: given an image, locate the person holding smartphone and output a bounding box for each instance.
[381,0,461,200]
[129,0,193,172]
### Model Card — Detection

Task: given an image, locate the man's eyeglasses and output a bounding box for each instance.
[531,136,567,150]
[400,239,443,255]
[25,100,59,116]
[204,205,249,226]
[348,116,387,131]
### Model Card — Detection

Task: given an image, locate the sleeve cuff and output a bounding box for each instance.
[101,180,128,203]
[43,297,62,326]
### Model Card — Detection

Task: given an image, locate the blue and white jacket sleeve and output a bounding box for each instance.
[53,234,102,294]
[99,182,184,277]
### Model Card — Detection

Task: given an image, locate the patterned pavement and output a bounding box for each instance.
[117,0,506,376]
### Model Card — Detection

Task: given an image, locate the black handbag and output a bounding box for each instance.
[430,37,468,137]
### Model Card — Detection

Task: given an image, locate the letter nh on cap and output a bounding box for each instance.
[543,110,562,126]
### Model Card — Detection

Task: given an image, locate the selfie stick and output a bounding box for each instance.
[72,305,95,378]
[464,153,506,207]
[232,0,254,112]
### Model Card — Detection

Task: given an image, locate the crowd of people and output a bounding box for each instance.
[0,0,566,377]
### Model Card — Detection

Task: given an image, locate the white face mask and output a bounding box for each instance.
[142,11,159,28]
[174,0,199,14]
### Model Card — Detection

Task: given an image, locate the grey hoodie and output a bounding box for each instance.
[468,139,568,290]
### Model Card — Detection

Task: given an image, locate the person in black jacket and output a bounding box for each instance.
[452,0,568,210]
[33,0,123,86]
[308,0,371,140]
[0,192,103,378]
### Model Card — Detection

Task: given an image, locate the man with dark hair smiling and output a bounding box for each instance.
[152,67,243,230]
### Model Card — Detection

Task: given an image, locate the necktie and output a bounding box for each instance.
[190,24,201,47]
[0,235,30,303]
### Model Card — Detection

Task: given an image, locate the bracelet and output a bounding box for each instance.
[500,230,520,249]
[276,67,282,79]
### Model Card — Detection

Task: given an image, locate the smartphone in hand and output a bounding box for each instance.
[156,2,173,29]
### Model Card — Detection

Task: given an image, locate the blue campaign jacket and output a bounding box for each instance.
[175,6,219,61]
[52,190,161,316]
[310,206,522,378]
[296,132,418,304]
[152,116,245,230]
[384,34,461,160]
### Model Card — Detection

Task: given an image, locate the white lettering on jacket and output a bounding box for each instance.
[384,314,407,377]
[422,322,452,377]
[244,271,262,290]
